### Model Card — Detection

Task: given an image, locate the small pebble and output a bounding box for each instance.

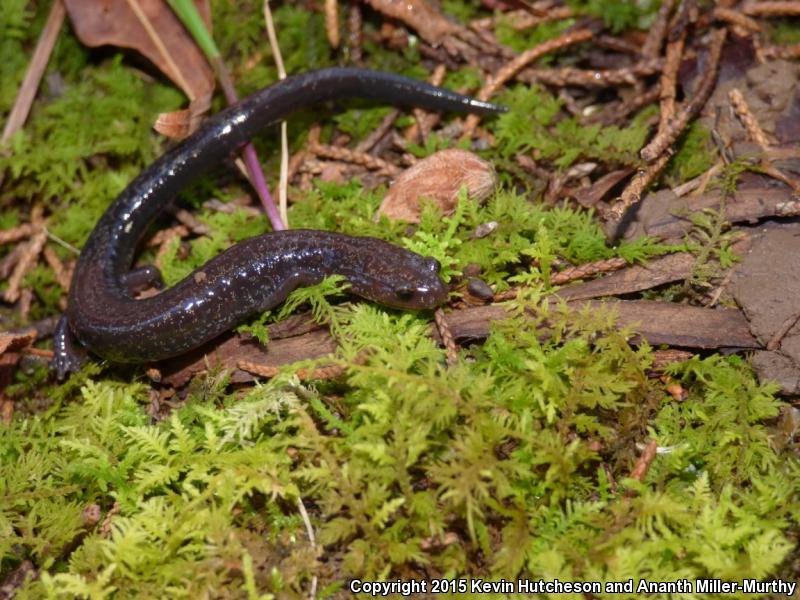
[467,278,494,301]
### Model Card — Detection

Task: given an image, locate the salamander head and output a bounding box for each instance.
[348,251,448,310]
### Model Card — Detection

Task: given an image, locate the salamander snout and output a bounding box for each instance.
[386,256,447,309]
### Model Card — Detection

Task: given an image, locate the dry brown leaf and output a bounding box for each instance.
[376,149,496,223]
[64,0,214,136]
[0,331,36,356]
[363,0,459,45]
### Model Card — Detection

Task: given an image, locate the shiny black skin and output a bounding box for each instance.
[53,68,503,376]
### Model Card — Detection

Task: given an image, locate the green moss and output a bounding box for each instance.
[766,18,800,45]
[666,122,718,184]
[5,304,797,595]
[496,16,576,57]
[490,85,655,169]
[566,0,661,32]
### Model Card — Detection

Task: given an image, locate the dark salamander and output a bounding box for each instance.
[53,68,504,378]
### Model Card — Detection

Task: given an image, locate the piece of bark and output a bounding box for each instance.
[160,329,337,387]
[555,252,696,301]
[623,186,800,241]
[573,168,633,208]
[434,300,759,349]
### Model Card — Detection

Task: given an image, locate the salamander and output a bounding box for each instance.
[53,68,503,378]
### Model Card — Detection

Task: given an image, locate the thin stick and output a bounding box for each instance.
[520,59,664,88]
[627,439,659,487]
[307,142,400,176]
[604,151,671,222]
[4,230,47,303]
[713,7,762,32]
[642,0,674,57]
[296,497,318,600]
[238,359,348,380]
[641,28,727,162]
[347,0,363,63]
[728,88,771,150]
[2,0,66,143]
[743,1,800,16]
[324,0,340,48]
[462,29,593,137]
[434,308,458,366]
[264,1,290,228]
[126,0,195,101]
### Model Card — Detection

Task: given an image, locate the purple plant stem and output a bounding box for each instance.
[212,56,286,231]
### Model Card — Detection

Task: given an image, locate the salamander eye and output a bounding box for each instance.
[395,285,415,301]
[425,258,441,273]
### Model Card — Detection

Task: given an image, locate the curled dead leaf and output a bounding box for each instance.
[376,149,496,223]
[153,96,211,139]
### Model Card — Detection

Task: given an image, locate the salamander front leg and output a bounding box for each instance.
[52,315,88,380]
[121,265,164,296]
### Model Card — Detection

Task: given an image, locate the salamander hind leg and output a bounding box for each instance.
[52,315,89,380]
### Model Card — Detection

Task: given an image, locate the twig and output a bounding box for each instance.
[238,359,348,380]
[324,0,340,48]
[354,109,401,153]
[347,0,363,63]
[434,308,458,366]
[713,7,762,32]
[19,288,33,319]
[0,244,25,280]
[589,85,661,126]
[462,29,593,137]
[641,28,727,162]
[0,223,35,245]
[767,310,800,350]
[2,0,66,144]
[642,0,674,57]
[762,42,800,59]
[672,160,723,196]
[743,1,800,16]
[307,142,401,176]
[263,1,290,227]
[126,0,196,101]
[408,64,447,143]
[603,151,672,222]
[627,439,659,488]
[729,88,800,191]
[42,246,71,291]
[296,497,318,600]
[658,38,684,133]
[728,89,771,150]
[4,229,47,304]
[550,257,628,285]
[173,208,210,235]
[519,59,664,88]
